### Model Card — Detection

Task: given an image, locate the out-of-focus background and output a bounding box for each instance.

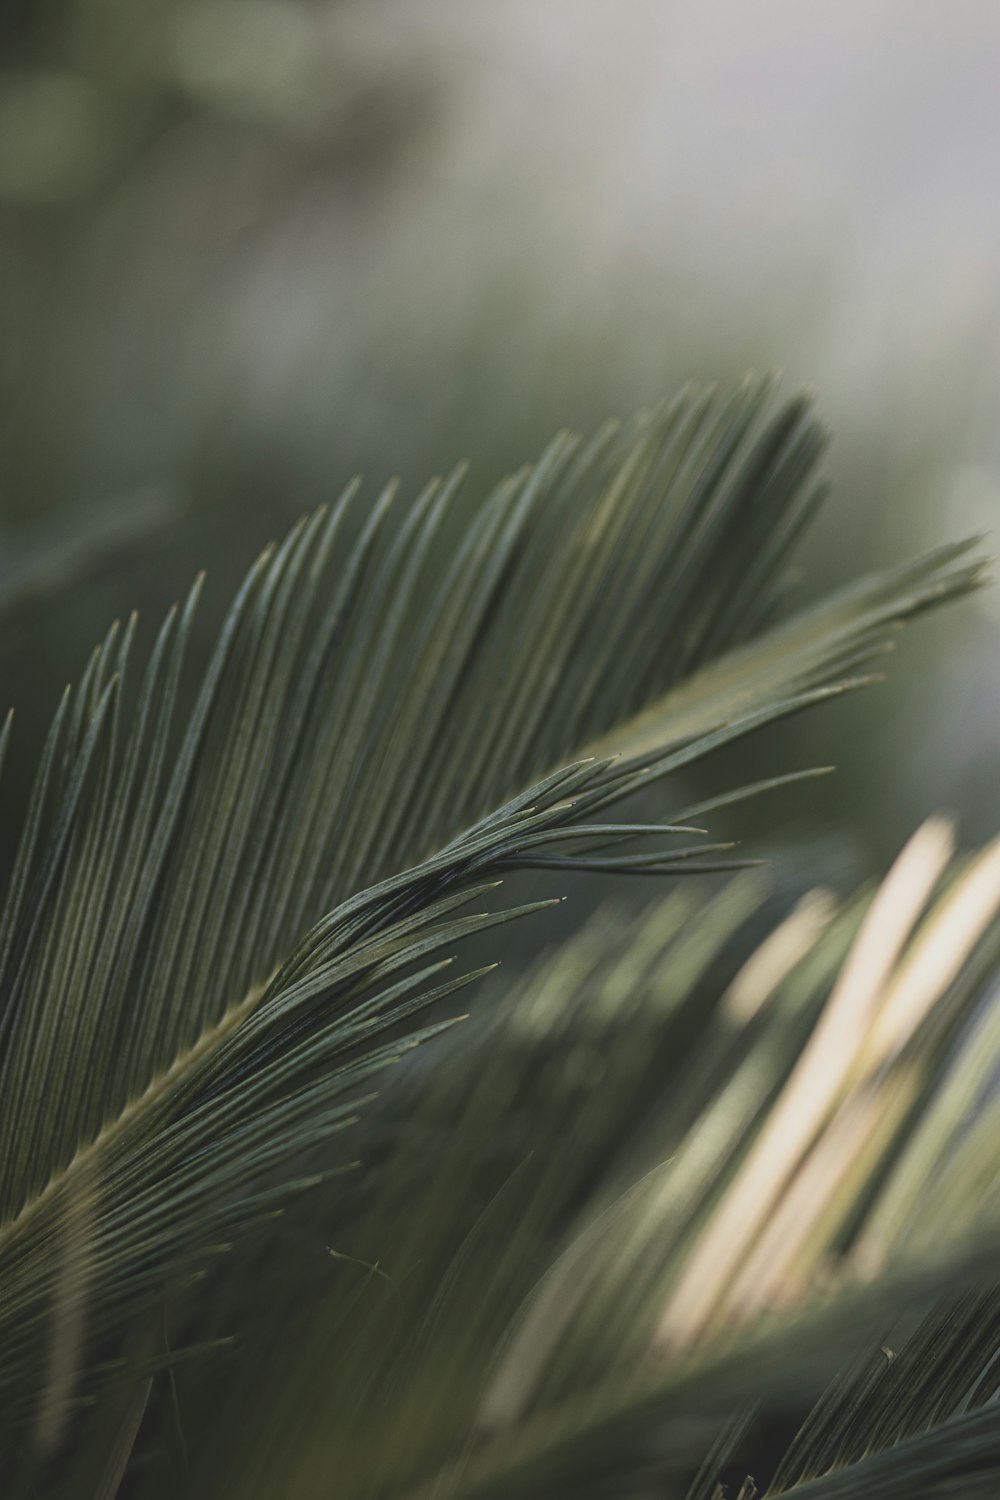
[1,0,998,873]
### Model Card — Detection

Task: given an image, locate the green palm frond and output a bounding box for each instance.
[0,378,989,1494]
[228,829,1000,1500]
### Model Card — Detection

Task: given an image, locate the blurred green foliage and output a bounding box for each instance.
[0,3,996,874]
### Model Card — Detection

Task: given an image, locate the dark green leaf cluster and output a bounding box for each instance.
[0,378,995,1498]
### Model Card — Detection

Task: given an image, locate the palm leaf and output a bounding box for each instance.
[0,378,984,1488]
[184,825,1000,1500]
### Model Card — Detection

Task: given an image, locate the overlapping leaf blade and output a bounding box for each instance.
[190,830,1000,1500]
